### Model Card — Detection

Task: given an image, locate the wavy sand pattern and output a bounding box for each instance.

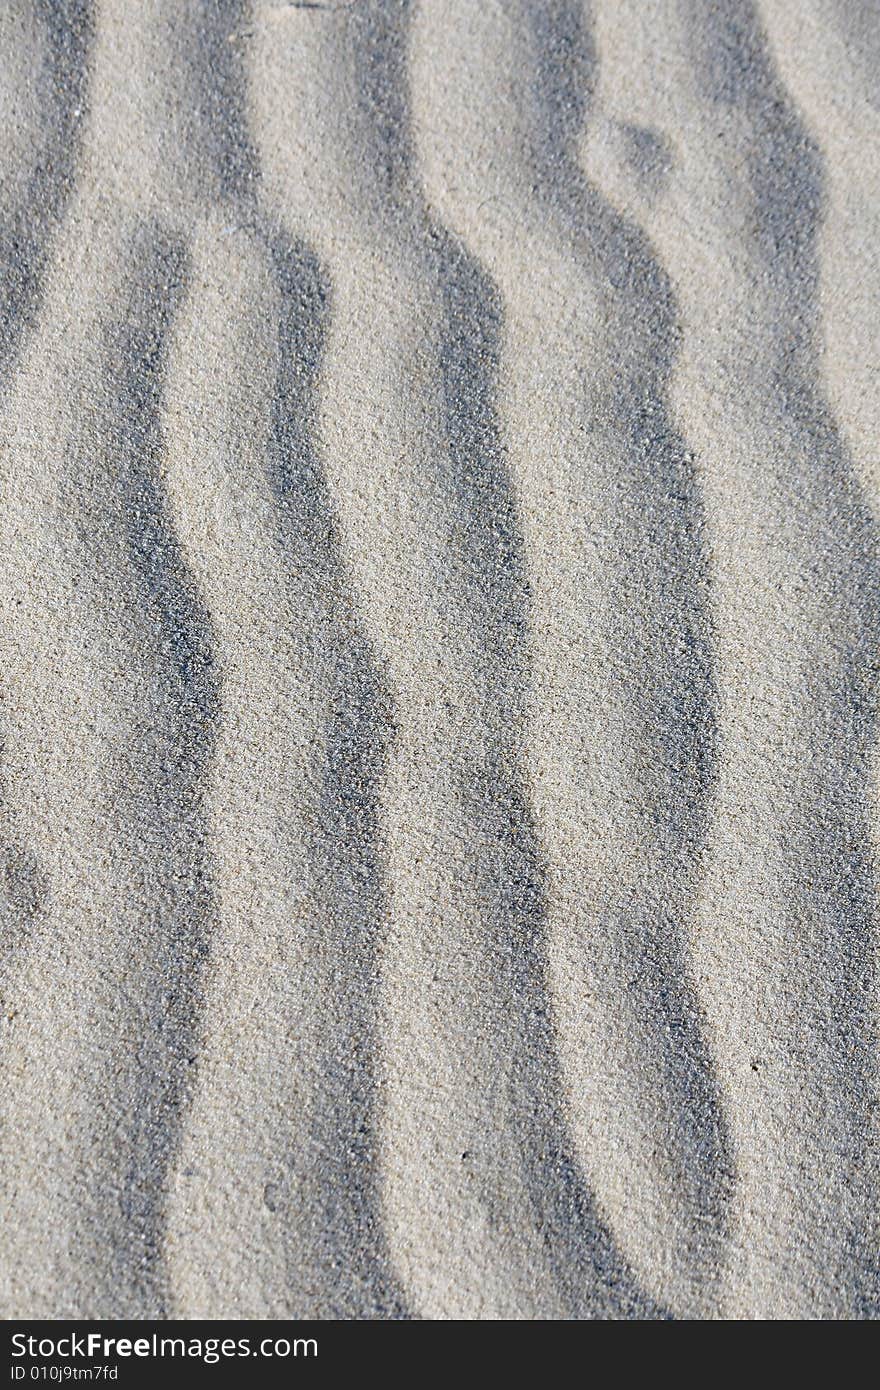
[0,0,877,1320]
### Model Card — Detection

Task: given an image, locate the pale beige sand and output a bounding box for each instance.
[0,0,878,1320]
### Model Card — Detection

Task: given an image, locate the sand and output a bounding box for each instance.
[0,0,877,1320]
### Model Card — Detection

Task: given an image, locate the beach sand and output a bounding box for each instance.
[0,0,878,1319]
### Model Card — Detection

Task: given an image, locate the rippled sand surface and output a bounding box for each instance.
[1,0,878,1320]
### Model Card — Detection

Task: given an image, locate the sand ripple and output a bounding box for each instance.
[0,0,877,1320]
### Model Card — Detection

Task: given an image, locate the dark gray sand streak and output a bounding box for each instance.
[412,0,729,1317]
[436,231,667,1321]
[585,0,880,1317]
[0,1,89,386]
[0,2,226,1318]
[0,221,214,1317]
[162,224,403,1318]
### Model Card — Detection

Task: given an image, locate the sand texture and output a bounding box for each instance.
[0,0,878,1321]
